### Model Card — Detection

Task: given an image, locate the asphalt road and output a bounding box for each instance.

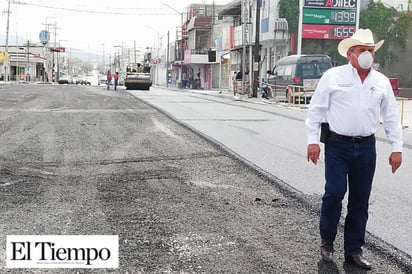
[0,84,410,273]
[128,86,412,270]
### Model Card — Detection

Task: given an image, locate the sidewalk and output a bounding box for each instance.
[164,86,281,104]
[164,85,412,131]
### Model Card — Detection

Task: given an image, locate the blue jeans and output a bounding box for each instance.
[320,135,376,256]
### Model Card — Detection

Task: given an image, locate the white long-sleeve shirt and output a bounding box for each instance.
[305,63,403,152]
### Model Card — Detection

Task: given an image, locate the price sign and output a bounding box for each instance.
[303,8,357,25]
[302,24,356,39]
[330,25,356,38]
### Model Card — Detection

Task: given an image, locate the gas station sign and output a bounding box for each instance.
[304,0,357,8]
[302,0,358,40]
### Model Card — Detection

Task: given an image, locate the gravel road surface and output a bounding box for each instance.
[0,84,410,273]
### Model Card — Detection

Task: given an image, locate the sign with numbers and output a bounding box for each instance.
[302,0,358,40]
[302,24,356,39]
[303,8,357,25]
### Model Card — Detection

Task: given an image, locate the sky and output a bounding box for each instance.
[0,0,231,56]
[2,0,407,57]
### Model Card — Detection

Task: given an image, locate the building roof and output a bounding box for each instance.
[187,16,213,30]
[217,0,241,17]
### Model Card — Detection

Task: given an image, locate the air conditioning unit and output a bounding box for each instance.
[274,19,288,31]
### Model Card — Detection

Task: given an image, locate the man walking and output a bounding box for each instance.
[182,71,187,89]
[232,71,238,97]
[306,29,402,270]
[114,71,119,91]
[106,70,112,90]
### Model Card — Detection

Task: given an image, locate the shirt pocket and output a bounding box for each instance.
[367,88,384,110]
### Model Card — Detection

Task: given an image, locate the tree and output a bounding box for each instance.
[278,0,411,66]
[278,0,299,53]
[360,2,411,68]
[278,0,299,34]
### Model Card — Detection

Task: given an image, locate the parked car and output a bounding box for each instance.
[266,54,333,103]
[71,75,79,85]
[76,75,91,85]
[58,75,73,85]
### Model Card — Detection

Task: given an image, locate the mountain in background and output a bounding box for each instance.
[0,34,102,63]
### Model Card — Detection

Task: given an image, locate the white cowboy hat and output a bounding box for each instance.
[337,28,384,57]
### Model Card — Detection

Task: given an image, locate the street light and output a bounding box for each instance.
[162,3,184,89]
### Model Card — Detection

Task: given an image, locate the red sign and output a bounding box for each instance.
[302,24,356,39]
[150,58,161,64]
[49,47,65,52]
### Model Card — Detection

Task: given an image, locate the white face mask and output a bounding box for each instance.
[354,51,374,69]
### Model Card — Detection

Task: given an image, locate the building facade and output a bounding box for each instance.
[151,0,290,91]
[0,43,47,82]
[146,0,412,90]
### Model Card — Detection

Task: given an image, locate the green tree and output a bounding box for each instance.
[359,2,411,68]
[278,0,299,53]
[277,0,411,66]
[278,0,299,34]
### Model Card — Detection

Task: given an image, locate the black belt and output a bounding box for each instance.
[329,131,375,143]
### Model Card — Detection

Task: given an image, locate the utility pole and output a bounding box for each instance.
[102,43,105,68]
[241,0,249,94]
[166,30,170,88]
[252,0,261,97]
[26,40,29,81]
[163,4,184,89]
[3,0,11,81]
[134,40,137,64]
[15,32,19,81]
[50,20,60,83]
[42,17,56,83]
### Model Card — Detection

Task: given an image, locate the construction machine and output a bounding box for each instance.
[124,62,152,90]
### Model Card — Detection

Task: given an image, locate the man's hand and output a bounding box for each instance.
[389,152,402,173]
[307,144,321,165]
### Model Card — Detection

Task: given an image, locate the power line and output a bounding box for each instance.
[20,2,179,16]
